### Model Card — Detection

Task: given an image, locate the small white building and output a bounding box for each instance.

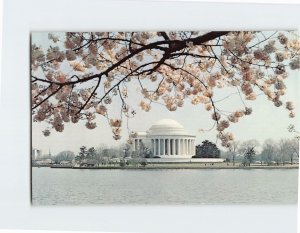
[133,119,196,159]
[32,148,42,160]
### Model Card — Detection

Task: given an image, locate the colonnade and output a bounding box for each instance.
[133,138,195,156]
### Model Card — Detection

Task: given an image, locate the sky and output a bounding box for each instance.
[31,32,300,155]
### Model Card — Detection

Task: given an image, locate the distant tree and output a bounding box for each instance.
[279,139,298,165]
[238,140,259,155]
[228,141,239,165]
[131,150,139,158]
[144,149,153,158]
[138,141,145,157]
[102,148,110,158]
[123,144,131,158]
[119,159,126,167]
[54,150,75,163]
[273,152,282,166]
[260,139,277,165]
[137,141,150,158]
[243,147,256,166]
[87,147,96,160]
[75,146,88,163]
[95,145,108,165]
[111,147,122,158]
[221,150,231,162]
[290,138,299,159]
[287,125,299,162]
[194,140,220,158]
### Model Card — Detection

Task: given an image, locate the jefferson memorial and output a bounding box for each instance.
[132,118,196,159]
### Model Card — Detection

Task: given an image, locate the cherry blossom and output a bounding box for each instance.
[31,31,300,147]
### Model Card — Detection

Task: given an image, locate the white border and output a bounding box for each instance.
[0,0,299,233]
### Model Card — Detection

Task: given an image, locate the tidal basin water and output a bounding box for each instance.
[32,167,298,205]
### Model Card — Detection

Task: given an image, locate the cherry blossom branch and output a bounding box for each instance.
[76,78,102,115]
[32,85,63,110]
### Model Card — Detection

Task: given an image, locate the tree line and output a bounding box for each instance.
[221,138,299,166]
[51,137,298,167]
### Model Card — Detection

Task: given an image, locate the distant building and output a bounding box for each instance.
[32,148,42,160]
[60,160,72,165]
[133,118,196,159]
[35,158,53,165]
[132,118,224,163]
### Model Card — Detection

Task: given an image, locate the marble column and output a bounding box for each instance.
[174,139,176,155]
[165,139,167,155]
[158,138,161,156]
[172,139,175,155]
[186,139,188,155]
[162,139,165,156]
[168,139,170,156]
[178,139,181,155]
[192,140,195,155]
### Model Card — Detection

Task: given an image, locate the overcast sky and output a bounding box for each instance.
[31,32,300,155]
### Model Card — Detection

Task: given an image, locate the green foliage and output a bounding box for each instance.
[87,147,96,160]
[79,146,87,159]
[123,144,131,158]
[140,160,148,167]
[194,140,220,158]
[243,147,256,166]
[75,146,97,164]
[119,160,126,167]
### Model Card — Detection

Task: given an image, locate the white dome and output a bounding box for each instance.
[148,118,190,136]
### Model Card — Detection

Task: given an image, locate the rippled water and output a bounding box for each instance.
[32,168,298,205]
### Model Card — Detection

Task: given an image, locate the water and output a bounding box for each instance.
[32,168,298,205]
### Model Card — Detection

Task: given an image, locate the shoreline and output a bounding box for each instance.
[32,164,299,170]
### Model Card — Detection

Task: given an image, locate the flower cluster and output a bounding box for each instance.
[95,105,107,115]
[217,120,230,132]
[218,131,235,147]
[31,31,299,145]
[139,101,151,112]
[110,119,122,140]
[69,61,86,72]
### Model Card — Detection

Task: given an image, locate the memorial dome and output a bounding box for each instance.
[133,118,196,159]
[148,118,187,135]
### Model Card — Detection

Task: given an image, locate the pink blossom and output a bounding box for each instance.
[286,101,294,110]
[211,112,221,121]
[86,121,97,129]
[110,119,122,127]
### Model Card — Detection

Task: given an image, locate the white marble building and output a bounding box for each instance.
[133,119,196,159]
